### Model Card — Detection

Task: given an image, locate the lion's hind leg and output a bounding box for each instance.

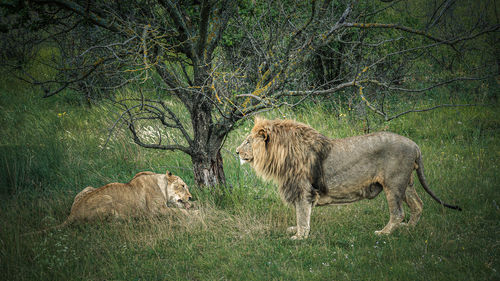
[404,174,423,227]
[375,177,407,235]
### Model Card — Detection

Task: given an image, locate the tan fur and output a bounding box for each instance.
[237,117,461,239]
[25,171,194,235]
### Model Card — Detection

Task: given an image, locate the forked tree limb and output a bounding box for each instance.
[342,22,499,50]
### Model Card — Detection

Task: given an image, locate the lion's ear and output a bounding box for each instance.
[258,128,269,142]
[166,171,172,177]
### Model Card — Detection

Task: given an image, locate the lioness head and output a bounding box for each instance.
[165,171,193,209]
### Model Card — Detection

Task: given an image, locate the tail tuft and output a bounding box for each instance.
[443,204,462,211]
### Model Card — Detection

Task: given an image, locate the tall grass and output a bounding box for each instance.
[0,70,499,280]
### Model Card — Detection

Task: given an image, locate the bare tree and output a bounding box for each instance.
[5,0,498,186]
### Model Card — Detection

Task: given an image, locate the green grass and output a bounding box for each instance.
[0,74,499,280]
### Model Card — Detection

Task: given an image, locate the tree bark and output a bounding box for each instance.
[191,149,226,187]
[189,87,227,187]
[190,109,227,186]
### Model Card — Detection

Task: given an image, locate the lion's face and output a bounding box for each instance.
[237,119,270,166]
[166,174,193,209]
[236,135,254,165]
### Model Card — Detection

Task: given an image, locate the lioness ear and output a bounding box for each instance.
[166,171,172,177]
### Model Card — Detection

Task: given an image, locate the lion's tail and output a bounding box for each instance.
[415,150,462,211]
[21,219,72,237]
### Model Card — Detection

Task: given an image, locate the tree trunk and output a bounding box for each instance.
[189,90,227,187]
[191,149,226,187]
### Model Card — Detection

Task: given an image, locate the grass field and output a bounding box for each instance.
[0,73,499,280]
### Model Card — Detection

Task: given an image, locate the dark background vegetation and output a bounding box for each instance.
[0,0,499,280]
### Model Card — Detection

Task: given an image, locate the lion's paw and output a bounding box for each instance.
[374,230,390,236]
[290,234,304,240]
[286,226,297,234]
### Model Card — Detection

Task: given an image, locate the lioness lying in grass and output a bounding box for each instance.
[26,171,196,235]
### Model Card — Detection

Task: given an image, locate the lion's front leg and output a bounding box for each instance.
[291,198,312,240]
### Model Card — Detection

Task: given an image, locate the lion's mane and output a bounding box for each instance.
[251,118,331,203]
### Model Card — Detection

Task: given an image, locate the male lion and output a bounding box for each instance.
[236,117,461,239]
[27,171,194,234]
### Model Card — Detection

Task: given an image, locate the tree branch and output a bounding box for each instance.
[33,0,121,32]
[129,124,191,154]
[342,22,499,50]
[342,22,456,47]
[385,104,485,121]
[31,57,108,98]
[112,101,192,154]
[206,0,233,59]
[197,0,211,58]
[158,0,195,59]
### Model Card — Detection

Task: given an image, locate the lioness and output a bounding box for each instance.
[29,171,194,234]
[237,117,461,239]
